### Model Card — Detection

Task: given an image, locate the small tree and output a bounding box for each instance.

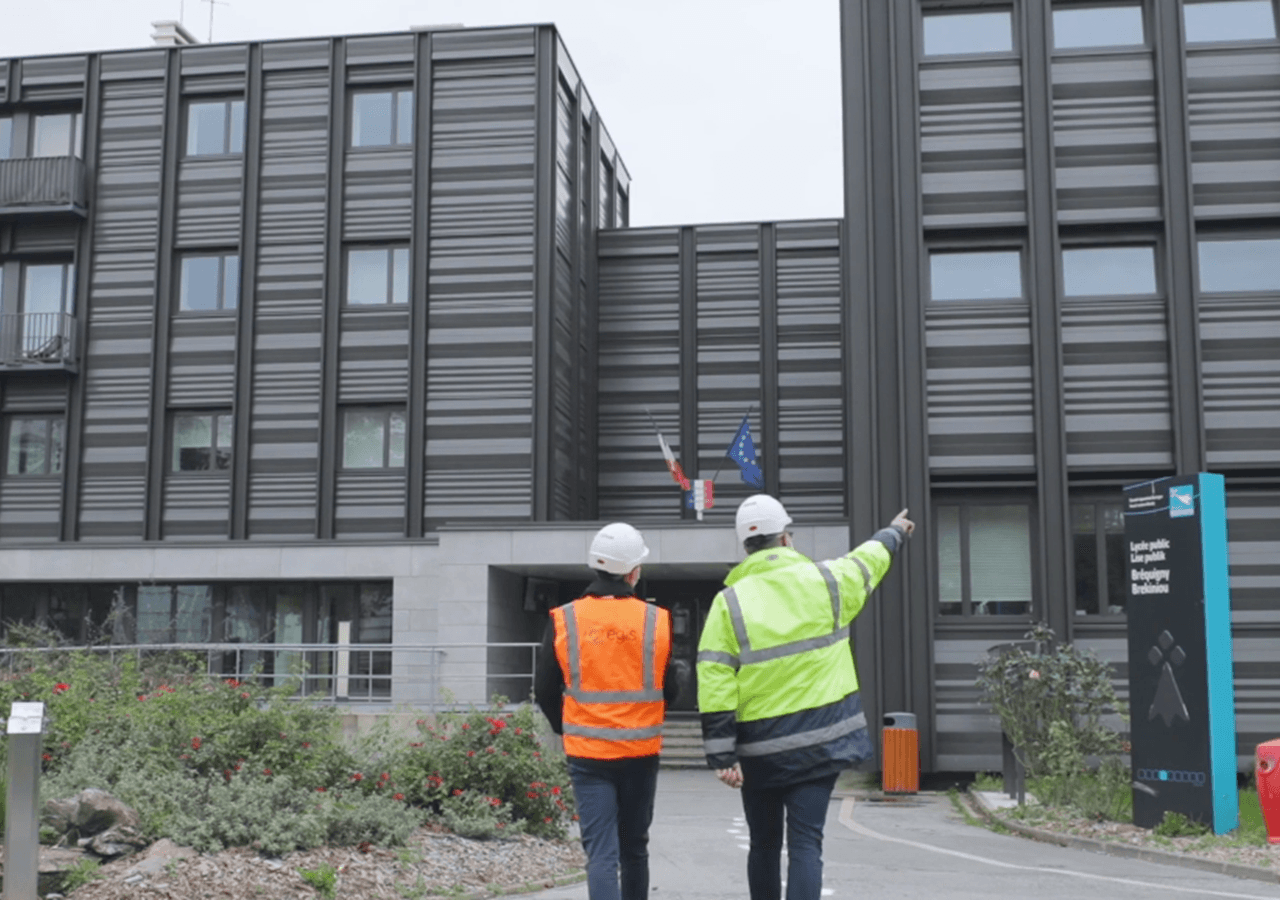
[976,623,1127,779]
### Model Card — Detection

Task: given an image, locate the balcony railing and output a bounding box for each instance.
[0,157,88,217]
[0,313,78,370]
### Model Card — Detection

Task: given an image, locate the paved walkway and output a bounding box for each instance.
[530,769,1280,900]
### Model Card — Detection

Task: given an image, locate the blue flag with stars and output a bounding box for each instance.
[727,415,764,488]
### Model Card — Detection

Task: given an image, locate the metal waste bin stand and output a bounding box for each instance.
[882,712,919,794]
[1258,738,1280,844]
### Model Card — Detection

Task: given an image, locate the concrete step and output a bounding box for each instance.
[661,718,705,768]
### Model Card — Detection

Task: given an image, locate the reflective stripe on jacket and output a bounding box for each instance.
[696,532,899,789]
[552,596,672,760]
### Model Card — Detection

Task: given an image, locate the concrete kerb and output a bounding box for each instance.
[964,788,1280,886]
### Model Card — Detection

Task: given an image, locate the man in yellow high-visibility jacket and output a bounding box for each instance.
[697,494,914,900]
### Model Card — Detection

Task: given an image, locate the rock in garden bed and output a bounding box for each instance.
[61,827,586,900]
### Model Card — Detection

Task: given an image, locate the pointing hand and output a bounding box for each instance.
[891,508,915,538]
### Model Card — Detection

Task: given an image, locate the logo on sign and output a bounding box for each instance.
[1169,486,1195,518]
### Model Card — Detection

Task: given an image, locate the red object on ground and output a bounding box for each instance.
[1258,738,1280,845]
[882,727,919,794]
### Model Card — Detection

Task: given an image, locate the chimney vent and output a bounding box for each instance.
[151,21,199,46]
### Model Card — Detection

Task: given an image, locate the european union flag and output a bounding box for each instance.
[727,415,764,488]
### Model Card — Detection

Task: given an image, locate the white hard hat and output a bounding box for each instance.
[736,494,792,544]
[588,522,650,575]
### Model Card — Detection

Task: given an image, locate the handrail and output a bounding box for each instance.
[0,312,77,367]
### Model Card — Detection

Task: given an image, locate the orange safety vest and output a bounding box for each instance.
[551,596,671,760]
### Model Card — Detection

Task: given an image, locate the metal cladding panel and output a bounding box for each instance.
[1187,48,1280,218]
[1234,628,1280,766]
[919,60,1026,228]
[1227,489,1280,621]
[10,222,79,254]
[162,474,231,539]
[342,149,413,240]
[775,222,845,519]
[0,376,67,411]
[246,68,330,539]
[337,308,410,402]
[932,633,1010,770]
[0,60,7,100]
[168,316,236,406]
[78,79,165,540]
[19,55,85,100]
[1201,300,1280,466]
[925,306,1034,470]
[430,27,536,62]
[176,158,245,246]
[179,45,249,77]
[346,34,416,67]
[423,52,538,525]
[596,229,683,520]
[1061,301,1173,468]
[0,480,62,541]
[335,470,406,537]
[99,51,167,81]
[261,41,332,72]
[695,225,762,525]
[1052,53,1161,223]
[549,78,577,521]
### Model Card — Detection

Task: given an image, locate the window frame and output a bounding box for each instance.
[933,495,1039,620]
[925,245,1027,303]
[343,245,410,306]
[920,5,1019,59]
[341,407,407,471]
[177,251,240,314]
[183,97,246,158]
[1183,0,1280,45]
[1196,234,1280,296]
[1059,242,1161,300]
[0,116,12,160]
[1050,2,1149,52]
[348,88,414,149]
[170,411,234,474]
[1070,494,1129,619]
[4,413,66,478]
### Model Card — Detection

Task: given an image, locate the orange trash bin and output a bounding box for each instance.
[882,712,919,794]
[1258,738,1280,845]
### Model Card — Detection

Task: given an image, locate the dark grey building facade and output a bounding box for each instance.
[1,3,1277,771]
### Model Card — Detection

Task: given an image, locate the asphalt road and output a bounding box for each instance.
[530,769,1280,900]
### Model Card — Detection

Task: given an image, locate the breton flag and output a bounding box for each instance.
[655,428,690,491]
[727,415,764,489]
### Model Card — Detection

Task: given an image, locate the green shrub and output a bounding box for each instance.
[299,863,338,899]
[437,788,525,840]
[1154,810,1209,837]
[323,791,420,847]
[59,858,102,893]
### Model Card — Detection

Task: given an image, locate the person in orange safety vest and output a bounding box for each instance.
[536,522,677,900]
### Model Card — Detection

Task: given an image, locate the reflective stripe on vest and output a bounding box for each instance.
[723,561,845,667]
[561,601,663,704]
[737,710,868,757]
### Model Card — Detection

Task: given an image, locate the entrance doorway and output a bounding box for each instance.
[641,578,723,712]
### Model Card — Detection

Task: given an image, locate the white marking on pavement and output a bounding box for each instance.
[837,798,1278,900]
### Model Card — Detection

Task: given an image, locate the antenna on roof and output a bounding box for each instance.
[202,0,229,42]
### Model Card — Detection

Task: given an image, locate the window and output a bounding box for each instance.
[179,253,239,312]
[1072,500,1126,616]
[20,262,75,355]
[5,415,64,476]
[172,412,233,472]
[923,10,1015,56]
[1053,4,1146,49]
[30,112,82,158]
[136,584,213,643]
[350,90,413,148]
[186,99,245,156]
[1062,246,1157,297]
[936,501,1033,616]
[0,117,11,159]
[1184,0,1277,42]
[929,250,1023,301]
[342,409,406,469]
[346,246,409,305]
[1198,238,1280,293]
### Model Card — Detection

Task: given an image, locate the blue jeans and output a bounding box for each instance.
[567,755,660,900]
[740,773,839,900]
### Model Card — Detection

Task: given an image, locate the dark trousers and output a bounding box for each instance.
[567,755,661,900]
[740,772,839,900]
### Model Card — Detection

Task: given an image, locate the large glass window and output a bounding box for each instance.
[342,409,406,469]
[1053,5,1146,49]
[923,10,1015,56]
[0,117,11,160]
[21,262,75,355]
[1184,0,1278,42]
[1062,246,1158,297]
[179,253,239,312]
[929,250,1024,301]
[5,415,64,476]
[172,412,233,472]
[1198,238,1280,293]
[350,90,413,148]
[30,112,82,158]
[1072,501,1127,616]
[346,246,409,305]
[936,501,1033,617]
[137,584,214,644]
[186,99,245,156]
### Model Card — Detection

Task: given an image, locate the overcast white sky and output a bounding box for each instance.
[0,0,845,228]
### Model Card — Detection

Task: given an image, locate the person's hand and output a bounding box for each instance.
[715,763,743,789]
[891,508,915,538]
